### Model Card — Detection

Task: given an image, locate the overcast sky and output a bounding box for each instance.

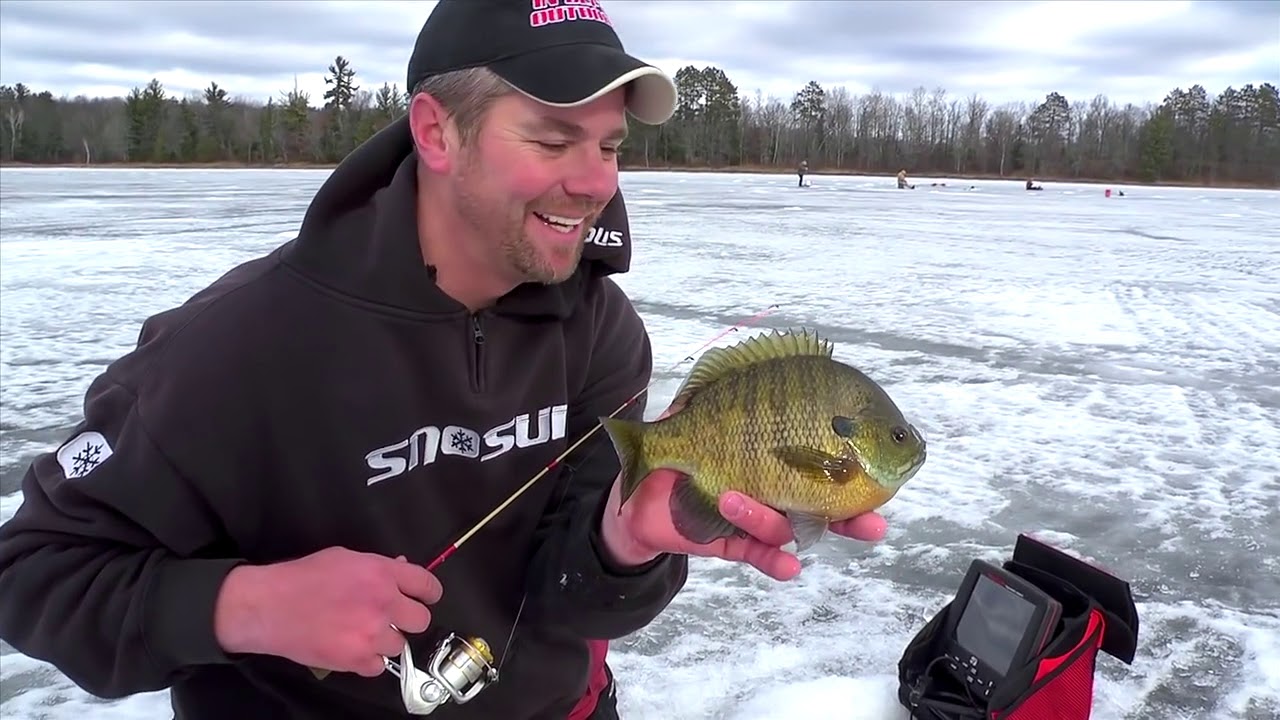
[1,0,1276,110]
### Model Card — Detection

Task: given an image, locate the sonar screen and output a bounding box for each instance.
[940,560,1063,699]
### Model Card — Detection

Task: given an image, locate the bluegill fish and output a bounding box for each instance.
[602,328,926,551]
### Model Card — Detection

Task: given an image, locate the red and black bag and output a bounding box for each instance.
[897,534,1140,720]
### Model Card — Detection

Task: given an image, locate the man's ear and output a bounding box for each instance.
[409,92,456,173]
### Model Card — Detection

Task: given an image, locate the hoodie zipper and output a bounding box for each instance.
[469,313,486,393]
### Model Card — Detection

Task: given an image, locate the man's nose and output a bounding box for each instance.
[561,146,618,202]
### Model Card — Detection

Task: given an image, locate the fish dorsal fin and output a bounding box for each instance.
[673,328,833,407]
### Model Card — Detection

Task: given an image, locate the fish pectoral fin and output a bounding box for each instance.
[669,476,738,545]
[786,511,830,553]
[771,446,859,483]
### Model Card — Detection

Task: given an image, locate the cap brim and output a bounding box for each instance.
[488,44,677,125]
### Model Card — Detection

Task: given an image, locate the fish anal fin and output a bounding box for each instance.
[669,476,738,545]
[772,446,859,484]
[673,328,834,407]
[786,511,830,553]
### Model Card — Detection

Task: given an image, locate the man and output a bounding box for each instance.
[0,1,887,718]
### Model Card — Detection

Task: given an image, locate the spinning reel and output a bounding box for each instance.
[384,633,499,715]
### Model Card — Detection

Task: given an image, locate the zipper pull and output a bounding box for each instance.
[472,315,486,345]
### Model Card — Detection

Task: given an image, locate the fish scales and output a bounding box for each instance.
[648,356,894,516]
[603,328,926,552]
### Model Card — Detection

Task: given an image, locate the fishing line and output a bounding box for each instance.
[427,303,783,669]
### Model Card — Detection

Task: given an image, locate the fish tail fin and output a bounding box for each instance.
[600,416,652,506]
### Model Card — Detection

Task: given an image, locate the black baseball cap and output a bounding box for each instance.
[406,0,677,125]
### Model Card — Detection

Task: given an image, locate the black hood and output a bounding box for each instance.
[279,115,633,320]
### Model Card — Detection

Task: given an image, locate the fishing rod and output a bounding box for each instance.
[383,303,782,715]
[427,302,782,572]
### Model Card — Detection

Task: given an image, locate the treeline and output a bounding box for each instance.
[2,56,1277,186]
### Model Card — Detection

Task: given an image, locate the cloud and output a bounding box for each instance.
[0,0,1275,110]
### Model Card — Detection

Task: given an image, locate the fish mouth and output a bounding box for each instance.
[888,424,928,485]
[866,449,927,488]
[898,452,927,482]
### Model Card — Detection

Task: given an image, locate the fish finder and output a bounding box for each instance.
[939,559,1063,700]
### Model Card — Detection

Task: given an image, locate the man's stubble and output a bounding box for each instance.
[452,147,590,287]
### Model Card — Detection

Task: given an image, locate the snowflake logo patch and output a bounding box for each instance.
[56,431,114,479]
[439,425,480,459]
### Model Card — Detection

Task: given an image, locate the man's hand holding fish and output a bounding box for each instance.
[600,466,888,581]
[597,329,927,582]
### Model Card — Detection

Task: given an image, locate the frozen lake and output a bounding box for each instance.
[1,166,1278,720]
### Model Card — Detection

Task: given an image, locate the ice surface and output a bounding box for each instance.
[1,167,1278,719]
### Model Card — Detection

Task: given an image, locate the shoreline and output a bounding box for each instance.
[621,165,1278,190]
[2,161,1274,190]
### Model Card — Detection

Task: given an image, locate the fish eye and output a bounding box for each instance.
[890,426,908,443]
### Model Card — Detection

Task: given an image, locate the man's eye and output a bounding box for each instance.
[537,141,568,151]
